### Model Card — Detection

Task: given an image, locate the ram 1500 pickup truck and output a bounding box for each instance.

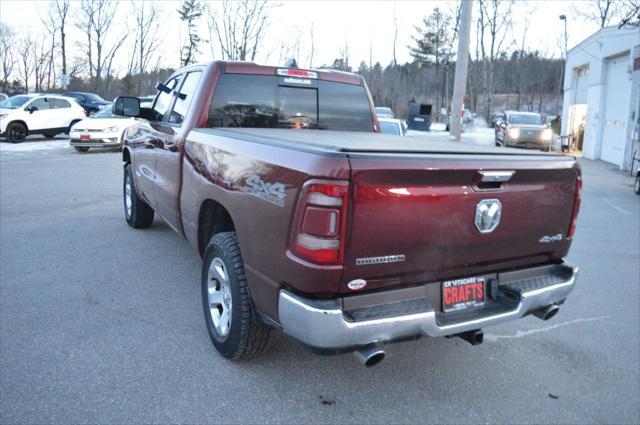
[114,61,581,366]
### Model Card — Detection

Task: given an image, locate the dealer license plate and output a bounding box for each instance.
[80,134,90,140]
[442,276,485,313]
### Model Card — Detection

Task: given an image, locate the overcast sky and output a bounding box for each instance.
[1,0,603,72]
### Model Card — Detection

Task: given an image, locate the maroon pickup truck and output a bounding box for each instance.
[114,61,581,366]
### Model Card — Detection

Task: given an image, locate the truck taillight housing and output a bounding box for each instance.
[291,180,349,265]
[568,176,582,239]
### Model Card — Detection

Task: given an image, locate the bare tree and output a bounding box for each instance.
[477,0,513,121]
[40,6,58,90]
[0,23,16,91]
[33,36,52,92]
[392,1,398,66]
[309,23,315,68]
[53,0,70,86]
[132,0,162,93]
[17,36,35,92]
[572,0,639,29]
[76,0,127,94]
[206,0,275,61]
[618,0,640,27]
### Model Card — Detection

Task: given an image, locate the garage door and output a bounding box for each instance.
[600,54,630,166]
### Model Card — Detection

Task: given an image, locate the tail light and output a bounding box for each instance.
[568,176,582,239]
[291,180,349,265]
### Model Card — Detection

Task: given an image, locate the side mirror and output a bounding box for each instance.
[26,106,38,114]
[112,96,140,117]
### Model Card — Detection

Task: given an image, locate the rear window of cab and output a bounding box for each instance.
[206,74,373,132]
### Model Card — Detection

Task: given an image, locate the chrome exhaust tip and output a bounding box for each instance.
[533,303,560,321]
[354,344,386,367]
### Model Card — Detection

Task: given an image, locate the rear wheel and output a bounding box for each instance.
[74,146,89,153]
[202,232,271,360]
[123,163,154,228]
[634,176,640,195]
[6,122,27,143]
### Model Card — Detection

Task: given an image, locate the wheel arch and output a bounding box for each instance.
[122,147,132,164]
[7,120,29,132]
[198,199,236,257]
[68,119,82,132]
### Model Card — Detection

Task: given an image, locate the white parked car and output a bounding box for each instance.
[0,94,86,143]
[378,118,407,136]
[69,106,136,152]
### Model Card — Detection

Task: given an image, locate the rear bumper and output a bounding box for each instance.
[278,263,578,351]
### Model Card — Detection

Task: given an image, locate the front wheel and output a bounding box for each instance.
[634,176,640,195]
[202,232,271,360]
[123,163,154,228]
[6,122,27,143]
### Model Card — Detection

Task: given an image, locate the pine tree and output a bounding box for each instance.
[178,0,204,66]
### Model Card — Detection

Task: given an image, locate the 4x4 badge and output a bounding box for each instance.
[244,175,285,207]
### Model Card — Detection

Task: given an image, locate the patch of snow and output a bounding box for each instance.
[0,140,71,152]
[430,123,447,132]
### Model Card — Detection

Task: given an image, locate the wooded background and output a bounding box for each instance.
[1,0,638,121]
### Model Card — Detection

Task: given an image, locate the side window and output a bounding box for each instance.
[50,99,71,109]
[29,98,50,111]
[207,75,278,128]
[152,76,180,122]
[169,71,202,124]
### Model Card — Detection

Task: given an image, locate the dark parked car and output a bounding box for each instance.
[62,92,110,116]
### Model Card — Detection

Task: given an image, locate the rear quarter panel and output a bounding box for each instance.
[180,130,351,319]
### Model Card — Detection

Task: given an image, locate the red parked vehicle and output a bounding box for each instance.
[114,61,581,366]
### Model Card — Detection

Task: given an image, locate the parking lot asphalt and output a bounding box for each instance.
[1,138,639,424]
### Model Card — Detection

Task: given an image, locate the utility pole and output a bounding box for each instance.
[450,0,473,142]
[556,14,568,115]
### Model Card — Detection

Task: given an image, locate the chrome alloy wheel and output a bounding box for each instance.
[207,257,232,336]
[124,175,133,218]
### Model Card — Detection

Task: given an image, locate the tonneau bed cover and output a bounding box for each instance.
[196,128,567,157]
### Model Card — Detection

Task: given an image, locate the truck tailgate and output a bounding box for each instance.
[341,153,580,293]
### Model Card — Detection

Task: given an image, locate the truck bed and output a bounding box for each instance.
[189,126,579,297]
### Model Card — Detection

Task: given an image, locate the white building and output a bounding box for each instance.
[561,25,640,170]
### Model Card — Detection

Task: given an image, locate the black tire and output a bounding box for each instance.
[634,176,640,195]
[44,133,56,139]
[202,232,271,360]
[123,163,154,228]
[6,122,27,143]
[74,146,89,153]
